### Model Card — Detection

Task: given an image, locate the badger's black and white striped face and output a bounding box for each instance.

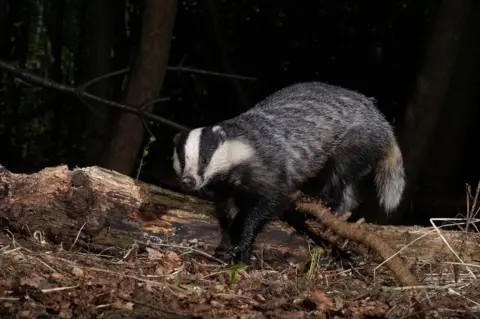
[172,125,255,191]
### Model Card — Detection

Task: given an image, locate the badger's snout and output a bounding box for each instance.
[180,176,197,190]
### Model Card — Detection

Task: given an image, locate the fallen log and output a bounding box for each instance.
[0,165,478,285]
[0,165,310,265]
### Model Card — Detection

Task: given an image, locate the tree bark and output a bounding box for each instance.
[0,165,311,264]
[394,0,475,223]
[419,1,480,207]
[102,0,178,175]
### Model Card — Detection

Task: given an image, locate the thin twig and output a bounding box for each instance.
[0,297,20,301]
[166,65,256,81]
[80,68,129,91]
[45,254,188,293]
[95,304,112,309]
[6,243,58,273]
[429,217,477,279]
[388,282,468,291]
[31,255,57,273]
[2,247,22,254]
[0,59,189,132]
[448,288,480,307]
[81,65,256,85]
[118,296,189,317]
[147,242,227,266]
[471,181,480,216]
[70,222,87,251]
[41,285,80,293]
[140,97,172,110]
[78,68,171,118]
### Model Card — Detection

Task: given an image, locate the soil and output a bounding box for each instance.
[0,232,478,319]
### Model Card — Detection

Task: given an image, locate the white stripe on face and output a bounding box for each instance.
[172,149,181,176]
[202,139,256,186]
[183,128,203,185]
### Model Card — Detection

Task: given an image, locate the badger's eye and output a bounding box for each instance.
[201,157,208,165]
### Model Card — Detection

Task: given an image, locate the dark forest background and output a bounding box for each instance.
[0,0,479,226]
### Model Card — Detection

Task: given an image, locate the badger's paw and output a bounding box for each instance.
[213,233,234,261]
[234,248,252,265]
[227,244,252,265]
[214,243,252,265]
[213,245,234,261]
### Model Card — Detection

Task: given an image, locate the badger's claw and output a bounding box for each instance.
[213,245,233,261]
[235,248,252,265]
[214,243,252,265]
[214,232,233,260]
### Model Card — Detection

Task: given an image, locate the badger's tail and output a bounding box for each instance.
[374,139,406,214]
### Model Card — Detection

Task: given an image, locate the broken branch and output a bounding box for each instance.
[295,201,420,287]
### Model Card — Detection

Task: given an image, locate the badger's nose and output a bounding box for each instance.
[181,176,196,189]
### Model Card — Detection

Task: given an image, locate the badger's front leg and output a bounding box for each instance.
[223,194,289,264]
[213,196,240,259]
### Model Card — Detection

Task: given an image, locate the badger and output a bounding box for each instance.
[172,81,406,264]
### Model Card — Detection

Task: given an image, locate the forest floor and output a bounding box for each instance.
[0,231,478,319]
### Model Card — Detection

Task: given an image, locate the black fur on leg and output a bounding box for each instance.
[213,194,241,260]
[222,193,290,265]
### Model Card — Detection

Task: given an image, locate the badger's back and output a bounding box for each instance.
[219,82,395,190]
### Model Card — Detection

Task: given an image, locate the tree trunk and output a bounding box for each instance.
[45,0,64,82]
[102,0,178,175]
[394,0,475,224]
[81,0,118,165]
[419,1,480,209]
[44,0,66,159]
[205,0,249,111]
[0,0,30,168]
[0,0,30,65]
[111,0,129,102]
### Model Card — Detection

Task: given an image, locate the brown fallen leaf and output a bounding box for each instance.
[165,251,182,267]
[58,306,73,319]
[254,294,266,303]
[146,247,164,260]
[20,273,46,289]
[112,299,134,310]
[310,290,334,311]
[50,273,63,280]
[188,303,212,316]
[17,310,32,319]
[155,250,183,276]
[344,300,389,318]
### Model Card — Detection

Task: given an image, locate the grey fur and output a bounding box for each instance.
[218,82,404,213]
[173,81,406,263]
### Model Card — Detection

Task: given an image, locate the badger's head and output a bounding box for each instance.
[172,125,255,191]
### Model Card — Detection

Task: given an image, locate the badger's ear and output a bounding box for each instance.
[212,125,227,142]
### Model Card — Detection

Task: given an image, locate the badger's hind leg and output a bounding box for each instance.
[336,182,360,214]
[317,171,348,214]
[320,148,374,217]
